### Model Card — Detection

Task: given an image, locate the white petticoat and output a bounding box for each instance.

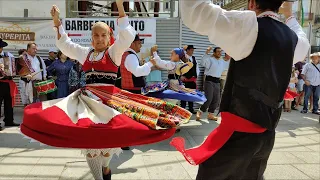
[19,129,122,157]
[81,148,122,157]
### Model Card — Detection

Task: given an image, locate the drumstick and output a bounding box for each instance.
[21,70,43,78]
[31,70,43,77]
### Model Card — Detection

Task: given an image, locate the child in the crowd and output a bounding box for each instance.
[284,67,299,112]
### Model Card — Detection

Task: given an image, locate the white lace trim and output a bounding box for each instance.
[85,72,117,80]
[81,148,122,157]
[19,128,122,157]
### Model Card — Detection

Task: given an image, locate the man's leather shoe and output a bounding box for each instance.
[5,122,20,127]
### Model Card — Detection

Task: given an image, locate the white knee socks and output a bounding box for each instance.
[101,155,112,168]
[86,155,103,180]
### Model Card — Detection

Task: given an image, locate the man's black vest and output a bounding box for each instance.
[219,17,298,130]
[183,56,198,79]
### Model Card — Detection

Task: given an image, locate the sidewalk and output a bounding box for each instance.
[0,108,319,180]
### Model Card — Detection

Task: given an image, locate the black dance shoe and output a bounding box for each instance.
[121,147,130,150]
[5,122,20,127]
[102,169,111,180]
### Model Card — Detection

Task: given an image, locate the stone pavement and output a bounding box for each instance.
[0,108,319,180]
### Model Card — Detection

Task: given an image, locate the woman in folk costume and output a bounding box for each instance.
[170,0,309,179]
[142,46,206,107]
[283,66,299,112]
[20,1,190,180]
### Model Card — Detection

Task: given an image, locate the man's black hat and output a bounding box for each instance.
[0,39,8,48]
[134,34,144,43]
[186,45,196,50]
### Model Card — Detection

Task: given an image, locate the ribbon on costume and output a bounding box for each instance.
[170,112,267,165]
[0,79,18,107]
[109,27,115,46]
[182,77,197,83]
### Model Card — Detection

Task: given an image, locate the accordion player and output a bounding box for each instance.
[0,52,16,78]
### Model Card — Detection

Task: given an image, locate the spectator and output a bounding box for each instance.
[301,52,320,114]
[68,60,86,93]
[47,51,74,98]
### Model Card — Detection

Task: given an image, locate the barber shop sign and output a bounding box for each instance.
[62,18,156,47]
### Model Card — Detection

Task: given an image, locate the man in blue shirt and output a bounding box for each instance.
[196,47,229,121]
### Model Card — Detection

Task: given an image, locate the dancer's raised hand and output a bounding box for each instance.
[116,0,126,18]
[151,45,158,54]
[149,58,157,66]
[51,5,61,27]
[279,2,293,19]
[206,46,213,55]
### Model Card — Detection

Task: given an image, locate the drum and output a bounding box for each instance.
[34,79,57,95]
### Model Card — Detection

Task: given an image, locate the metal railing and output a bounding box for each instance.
[68,0,178,18]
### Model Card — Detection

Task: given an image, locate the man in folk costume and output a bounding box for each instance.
[18,43,47,106]
[170,1,310,179]
[180,45,199,114]
[118,34,156,94]
[0,39,19,129]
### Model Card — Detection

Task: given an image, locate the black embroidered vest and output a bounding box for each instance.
[219,17,298,130]
[183,56,198,79]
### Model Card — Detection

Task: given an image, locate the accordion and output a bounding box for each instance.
[0,54,16,77]
[16,54,35,76]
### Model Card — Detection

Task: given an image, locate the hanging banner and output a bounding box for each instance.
[0,20,57,50]
[62,18,157,60]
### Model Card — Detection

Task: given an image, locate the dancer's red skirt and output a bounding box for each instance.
[20,85,191,149]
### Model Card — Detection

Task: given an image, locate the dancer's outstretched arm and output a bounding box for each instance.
[152,51,176,71]
[279,2,309,64]
[51,5,90,64]
[179,0,309,63]
[51,1,136,66]
[179,0,257,61]
[109,0,136,66]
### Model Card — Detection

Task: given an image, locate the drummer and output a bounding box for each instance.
[19,43,47,106]
[0,39,19,129]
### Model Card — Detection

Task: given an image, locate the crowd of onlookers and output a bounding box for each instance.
[285,52,320,115]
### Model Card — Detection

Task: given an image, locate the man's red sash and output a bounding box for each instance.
[170,112,267,165]
[0,79,18,107]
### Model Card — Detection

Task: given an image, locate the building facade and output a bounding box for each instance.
[0,0,66,18]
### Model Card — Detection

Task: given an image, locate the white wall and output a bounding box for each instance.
[0,0,66,18]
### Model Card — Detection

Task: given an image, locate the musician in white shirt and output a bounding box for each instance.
[19,43,47,106]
